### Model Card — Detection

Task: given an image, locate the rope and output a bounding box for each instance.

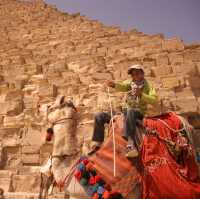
[107,87,116,177]
[157,118,185,133]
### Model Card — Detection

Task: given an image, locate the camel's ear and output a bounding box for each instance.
[54,95,65,107]
[60,96,65,105]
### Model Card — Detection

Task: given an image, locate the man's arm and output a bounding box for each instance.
[141,86,158,104]
[114,79,131,92]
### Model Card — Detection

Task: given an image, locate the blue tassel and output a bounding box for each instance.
[97,186,105,195]
[77,162,85,171]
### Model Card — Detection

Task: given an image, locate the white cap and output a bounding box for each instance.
[127,64,144,74]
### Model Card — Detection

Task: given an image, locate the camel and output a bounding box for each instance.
[38,95,89,199]
[38,95,200,199]
[38,95,139,199]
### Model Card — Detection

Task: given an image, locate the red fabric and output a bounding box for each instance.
[142,112,200,199]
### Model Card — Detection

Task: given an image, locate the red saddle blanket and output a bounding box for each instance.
[89,115,140,197]
[88,112,200,199]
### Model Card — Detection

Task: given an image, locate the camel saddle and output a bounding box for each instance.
[88,115,141,197]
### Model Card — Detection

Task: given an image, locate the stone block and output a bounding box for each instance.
[4,192,39,199]
[152,65,173,77]
[38,83,57,98]
[12,174,41,193]
[168,52,184,65]
[184,49,200,62]
[4,90,23,101]
[0,177,11,192]
[175,88,195,99]
[174,97,198,114]
[22,146,40,154]
[0,101,23,116]
[3,113,24,127]
[3,146,22,169]
[161,76,180,89]
[172,61,196,75]
[153,53,169,66]
[162,38,184,51]
[22,154,40,165]
[92,72,113,81]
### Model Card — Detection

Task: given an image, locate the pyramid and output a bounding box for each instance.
[0,0,199,197]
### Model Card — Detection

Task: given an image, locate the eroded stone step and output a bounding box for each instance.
[4,192,39,199]
[4,192,66,199]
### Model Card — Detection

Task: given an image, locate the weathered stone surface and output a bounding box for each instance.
[0,0,199,197]
[162,38,184,51]
[12,174,40,193]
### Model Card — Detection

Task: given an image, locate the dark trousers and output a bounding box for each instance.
[92,109,143,145]
[92,112,111,142]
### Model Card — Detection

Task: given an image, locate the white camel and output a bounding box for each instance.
[38,95,139,199]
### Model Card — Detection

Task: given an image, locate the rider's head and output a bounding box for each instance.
[127,64,144,82]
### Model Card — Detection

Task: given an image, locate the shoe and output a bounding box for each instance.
[126,148,139,158]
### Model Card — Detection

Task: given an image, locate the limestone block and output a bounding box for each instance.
[0,128,21,141]
[22,154,40,165]
[0,177,12,192]
[61,71,80,84]
[168,52,184,65]
[4,192,39,199]
[3,146,22,169]
[12,174,41,193]
[0,101,23,116]
[3,113,24,127]
[24,64,42,75]
[161,76,180,89]
[172,61,196,75]
[152,65,173,77]
[142,42,163,55]
[92,72,113,81]
[22,146,40,154]
[174,97,198,114]
[4,90,23,101]
[162,38,184,51]
[29,74,45,84]
[37,83,57,98]
[79,75,93,85]
[0,170,13,178]
[184,49,200,62]
[175,88,195,99]
[22,126,42,146]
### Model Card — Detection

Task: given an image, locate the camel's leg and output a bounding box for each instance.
[126,184,141,199]
[38,173,45,199]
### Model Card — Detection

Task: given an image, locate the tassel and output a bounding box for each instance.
[89,176,96,185]
[92,193,99,199]
[102,190,110,199]
[74,170,82,180]
[97,186,105,195]
[80,178,88,186]
[77,162,85,171]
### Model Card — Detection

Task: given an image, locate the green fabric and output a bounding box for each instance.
[115,79,158,114]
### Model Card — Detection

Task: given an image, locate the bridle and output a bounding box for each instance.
[46,102,76,128]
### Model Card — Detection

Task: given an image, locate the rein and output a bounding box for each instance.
[51,117,73,126]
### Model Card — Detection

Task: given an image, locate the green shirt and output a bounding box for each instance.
[115,79,158,115]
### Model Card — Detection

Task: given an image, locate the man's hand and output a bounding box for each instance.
[135,87,142,97]
[106,80,115,88]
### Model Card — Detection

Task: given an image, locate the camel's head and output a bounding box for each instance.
[40,95,77,142]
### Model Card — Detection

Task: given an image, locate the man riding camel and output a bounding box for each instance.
[89,64,158,157]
